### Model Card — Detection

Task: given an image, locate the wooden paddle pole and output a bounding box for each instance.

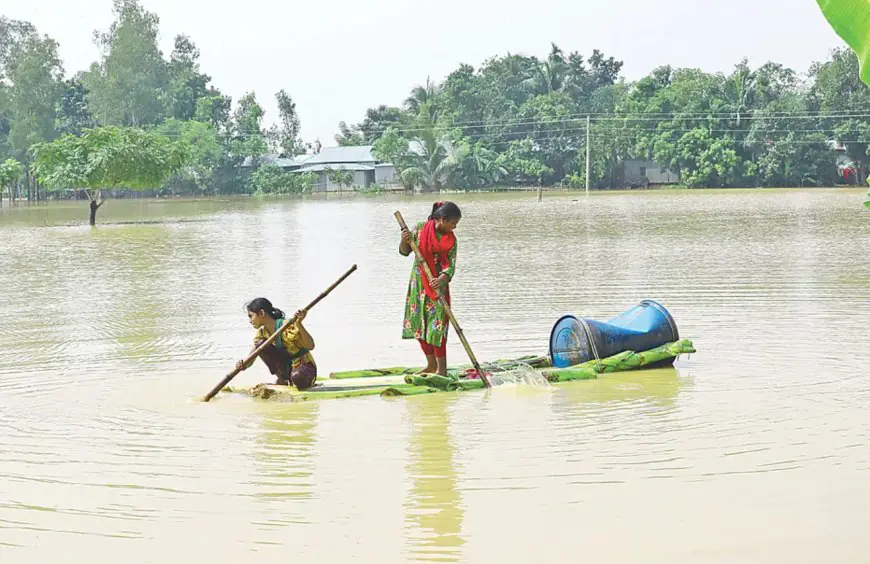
[395,211,491,388]
[202,264,358,402]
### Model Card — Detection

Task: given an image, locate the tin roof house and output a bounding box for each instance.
[241,146,397,192]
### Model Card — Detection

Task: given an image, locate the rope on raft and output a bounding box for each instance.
[577,317,603,372]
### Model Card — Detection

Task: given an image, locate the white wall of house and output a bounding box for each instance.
[375,164,396,185]
[624,159,679,185]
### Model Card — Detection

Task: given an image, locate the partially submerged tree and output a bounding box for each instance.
[0,158,22,205]
[30,126,188,225]
[324,166,355,191]
[249,164,315,195]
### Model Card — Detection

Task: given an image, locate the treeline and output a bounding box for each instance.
[1,0,869,207]
[344,45,869,190]
[0,0,309,205]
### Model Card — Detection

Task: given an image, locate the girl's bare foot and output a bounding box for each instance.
[416,354,437,374]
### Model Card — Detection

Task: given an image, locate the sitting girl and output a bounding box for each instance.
[235,297,317,390]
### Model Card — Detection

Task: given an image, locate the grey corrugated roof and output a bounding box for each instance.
[294,163,375,173]
[301,145,376,165]
[240,154,311,168]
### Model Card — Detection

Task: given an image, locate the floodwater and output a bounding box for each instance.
[1,188,868,563]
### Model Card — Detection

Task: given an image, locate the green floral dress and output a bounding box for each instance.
[402,221,458,346]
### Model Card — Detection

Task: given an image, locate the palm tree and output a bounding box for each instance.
[459,144,508,188]
[723,59,757,126]
[400,111,467,192]
[405,77,441,123]
[524,43,568,95]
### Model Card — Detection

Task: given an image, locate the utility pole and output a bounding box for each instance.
[585,115,591,194]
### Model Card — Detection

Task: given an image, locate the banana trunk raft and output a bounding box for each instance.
[221,339,696,402]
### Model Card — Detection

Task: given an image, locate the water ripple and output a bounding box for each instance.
[1,190,869,562]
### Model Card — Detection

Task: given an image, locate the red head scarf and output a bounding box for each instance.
[417,203,456,300]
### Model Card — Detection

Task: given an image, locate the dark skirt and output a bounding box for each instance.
[254,339,318,390]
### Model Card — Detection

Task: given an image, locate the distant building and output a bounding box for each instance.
[621,159,680,187]
[240,146,398,192]
[239,154,310,170]
[294,146,381,192]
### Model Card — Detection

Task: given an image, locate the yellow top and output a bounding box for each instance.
[254,318,316,369]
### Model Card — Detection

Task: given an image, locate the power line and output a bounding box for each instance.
[154,112,870,141]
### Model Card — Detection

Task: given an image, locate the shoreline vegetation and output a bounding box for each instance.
[2,1,870,224]
[0,183,861,206]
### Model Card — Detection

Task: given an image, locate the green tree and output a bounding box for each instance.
[267,89,306,155]
[56,78,96,136]
[373,126,415,190]
[747,91,836,187]
[439,64,486,139]
[0,18,38,162]
[194,90,233,133]
[0,17,37,77]
[30,126,188,225]
[809,47,870,185]
[5,32,64,160]
[250,164,314,195]
[82,0,167,126]
[164,34,211,121]
[0,85,10,159]
[452,142,508,189]
[0,158,22,205]
[336,105,407,145]
[231,92,268,166]
[507,91,579,183]
[399,109,467,192]
[192,90,241,193]
[156,119,222,194]
[525,43,568,95]
[405,77,442,123]
[324,167,355,190]
[675,129,741,188]
[334,122,365,146]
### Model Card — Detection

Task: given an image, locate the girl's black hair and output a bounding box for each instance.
[429,200,462,221]
[245,297,285,320]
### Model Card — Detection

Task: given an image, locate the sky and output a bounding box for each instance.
[1,0,848,146]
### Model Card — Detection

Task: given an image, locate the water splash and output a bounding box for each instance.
[486,363,552,388]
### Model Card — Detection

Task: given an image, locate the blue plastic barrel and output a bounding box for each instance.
[548,300,680,368]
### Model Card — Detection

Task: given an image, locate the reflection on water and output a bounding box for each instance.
[404,395,465,562]
[251,402,319,506]
[1,188,869,562]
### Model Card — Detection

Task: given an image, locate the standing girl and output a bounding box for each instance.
[399,201,461,376]
[235,298,318,390]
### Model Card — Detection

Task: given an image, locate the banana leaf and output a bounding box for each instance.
[816,0,870,85]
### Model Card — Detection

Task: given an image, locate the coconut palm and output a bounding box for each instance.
[524,43,568,95]
[722,59,757,126]
[400,106,467,192]
[405,77,442,123]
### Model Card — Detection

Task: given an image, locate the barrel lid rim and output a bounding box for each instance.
[638,299,680,341]
[548,314,592,368]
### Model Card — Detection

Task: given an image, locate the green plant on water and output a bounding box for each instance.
[357,183,385,196]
